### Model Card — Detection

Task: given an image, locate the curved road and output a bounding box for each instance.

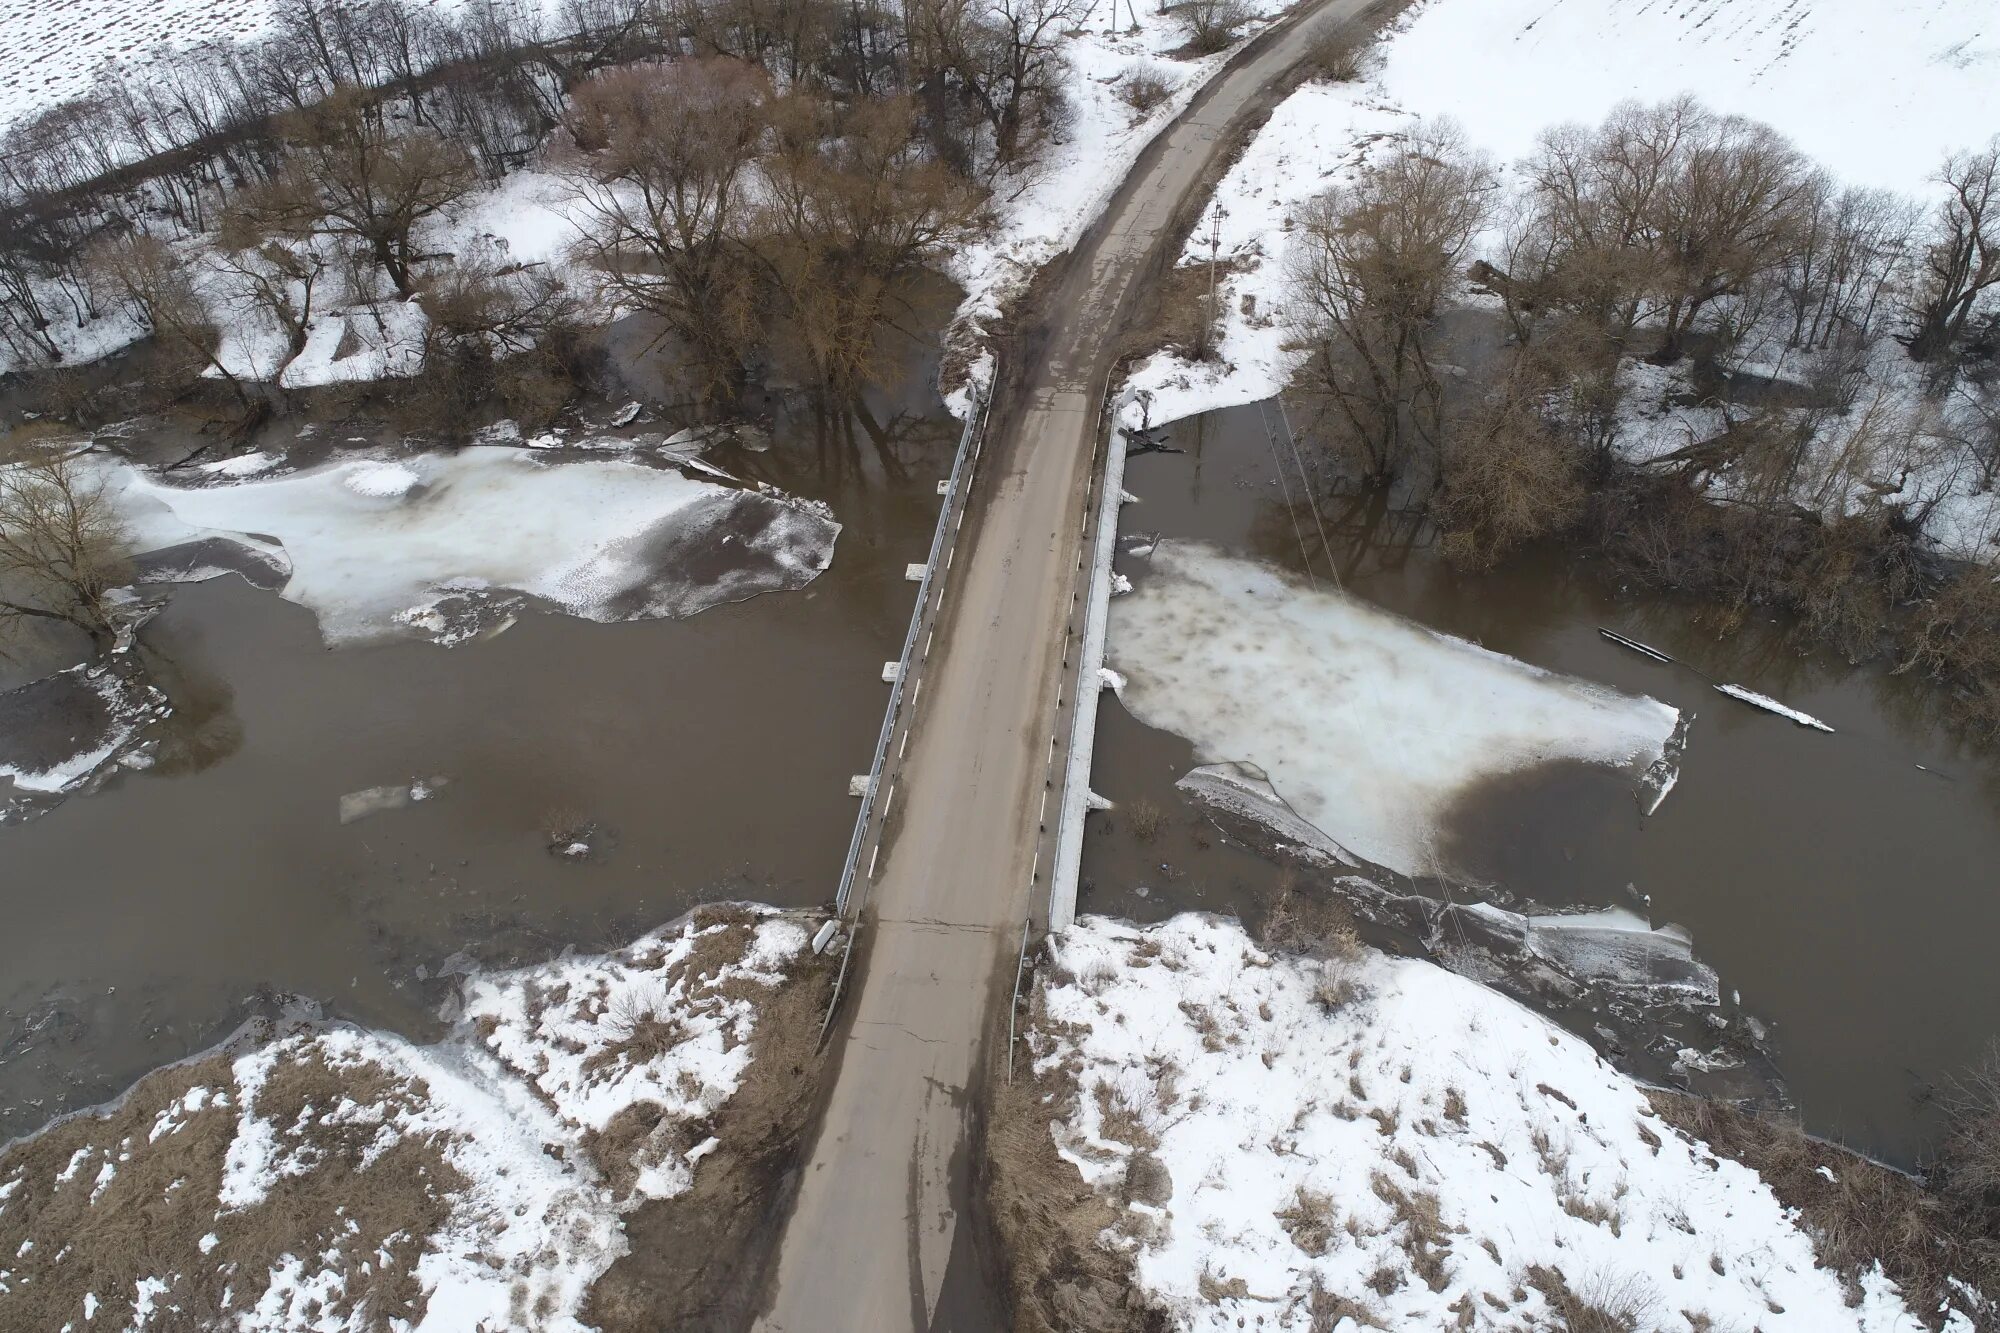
[753,2,1385,1327]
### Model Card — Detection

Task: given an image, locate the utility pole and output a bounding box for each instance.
[1199,201,1223,361]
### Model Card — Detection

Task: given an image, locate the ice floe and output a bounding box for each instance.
[1110,541,1682,878]
[98,446,840,646]
[0,661,167,818]
[1715,683,1836,733]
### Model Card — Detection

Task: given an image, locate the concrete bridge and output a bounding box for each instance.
[754,3,1386,1326]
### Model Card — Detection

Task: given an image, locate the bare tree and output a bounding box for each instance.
[918,0,1082,163]
[759,92,981,395]
[1905,138,2000,365]
[243,89,477,295]
[211,225,331,367]
[86,234,253,409]
[1286,121,1494,483]
[1648,110,1813,358]
[0,453,131,653]
[561,58,770,402]
[1782,173,1915,351]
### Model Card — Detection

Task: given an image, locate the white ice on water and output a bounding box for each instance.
[1715,683,1837,733]
[101,447,840,645]
[1110,542,1680,877]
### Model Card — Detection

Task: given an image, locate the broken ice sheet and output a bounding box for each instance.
[97,447,841,647]
[1111,541,1682,879]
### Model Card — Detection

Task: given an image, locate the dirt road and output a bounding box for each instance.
[752,4,1383,1327]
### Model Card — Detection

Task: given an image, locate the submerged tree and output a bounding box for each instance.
[561,58,771,404]
[759,92,982,396]
[0,454,132,653]
[1287,120,1494,484]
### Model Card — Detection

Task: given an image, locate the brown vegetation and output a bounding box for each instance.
[1648,1088,1998,1329]
[0,452,132,653]
[988,1035,1170,1333]
[583,932,836,1332]
[0,1044,466,1331]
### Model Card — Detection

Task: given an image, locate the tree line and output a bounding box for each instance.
[1283,100,2000,732]
[0,0,1155,420]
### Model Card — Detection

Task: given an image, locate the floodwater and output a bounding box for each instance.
[1082,399,2000,1168]
[0,322,957,1142]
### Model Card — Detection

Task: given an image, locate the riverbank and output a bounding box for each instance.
[0,904,831,1331]
[995,913,1990,1331]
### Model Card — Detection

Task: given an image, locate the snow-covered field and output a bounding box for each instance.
[1109,540,1681,876]
[99,445,839,645]
[1024,914,1956,1331]
[1376,0,1996,199]
[0,908,813,1331]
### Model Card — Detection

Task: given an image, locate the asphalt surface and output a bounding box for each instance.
[752,3,1383,1327]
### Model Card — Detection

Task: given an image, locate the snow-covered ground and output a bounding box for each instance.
[1108,540,1681,877]
[1375,0,1997,200]
[0,908,813,1331]
[941,0,1296,404]
[1024,914,1957,1331]
[97,445,840,646]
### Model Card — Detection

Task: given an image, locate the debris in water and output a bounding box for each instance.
[338,776,450,825]
[1713,684,1834,733]
[1598,626,1675,664]
[610,401,644,427]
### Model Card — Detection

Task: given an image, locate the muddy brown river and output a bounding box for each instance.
[1083,400,2000,1169]
[0,342,956,1142]
[6,377,1995,1177]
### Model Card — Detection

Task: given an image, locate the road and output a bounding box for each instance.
[752,2,1383,1327]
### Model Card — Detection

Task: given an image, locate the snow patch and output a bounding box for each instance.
[1029,914,1942,1331]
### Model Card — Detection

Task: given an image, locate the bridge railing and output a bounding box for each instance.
[833,371,996,918]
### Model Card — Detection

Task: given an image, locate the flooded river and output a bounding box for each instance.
[1084,399,2000,1168]
[0,335,956,1142]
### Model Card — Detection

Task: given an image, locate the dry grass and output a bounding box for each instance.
[583,917,833,1332]
[1648,1091,1997,1328]
[988,1035,1169,1333]
[1119,69,1174,115]
[0,1044,466,1331]
[1524,1264,1655,1333]
[1370,1171,1453,1292]
[1277,1185,1341,1257]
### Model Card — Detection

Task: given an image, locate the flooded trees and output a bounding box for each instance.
[759,93,982,395]
[0,455,131,654]
[561,59,771,404]
[1286,121,1494,485]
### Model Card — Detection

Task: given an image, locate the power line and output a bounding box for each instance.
[1276,394,1341,592]
[1259,398,1319,593]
